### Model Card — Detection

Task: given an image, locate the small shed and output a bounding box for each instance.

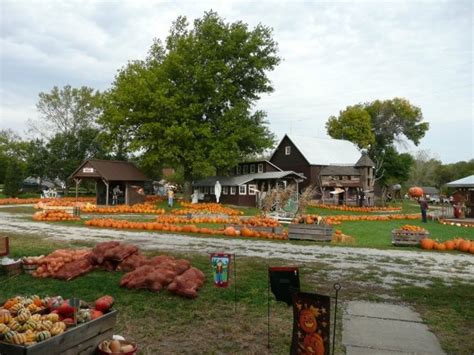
[69,159,148,206]
[445,175,474,218]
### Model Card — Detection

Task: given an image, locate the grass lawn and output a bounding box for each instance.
[1,235,472,354]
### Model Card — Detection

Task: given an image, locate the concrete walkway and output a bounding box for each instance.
[342,301,445,354]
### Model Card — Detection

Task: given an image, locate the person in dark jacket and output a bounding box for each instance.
[419,198,429,223]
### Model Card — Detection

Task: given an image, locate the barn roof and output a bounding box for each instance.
[69,159,148,182]
[274,134,362,166]
[355,151,375,167]
[193,171,305,187]
[445,175,474,188]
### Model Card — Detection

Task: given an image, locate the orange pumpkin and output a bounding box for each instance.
[420,238,435,250]
[435,243,446,251]
[458,240,471,252]
[444,240,455,251]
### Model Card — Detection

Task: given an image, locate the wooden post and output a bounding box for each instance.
[103,179,109,206]
[74,178,82,203]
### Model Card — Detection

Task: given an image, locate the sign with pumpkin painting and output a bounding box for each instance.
[210,253,231,288]
[291,292,330,355]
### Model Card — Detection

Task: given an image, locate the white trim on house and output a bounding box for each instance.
[230,186,236,195]
[239,185,247,195]
[248,184,257,195]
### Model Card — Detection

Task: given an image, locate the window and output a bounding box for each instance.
[285,146,291,155]
[243,165,248,174]
[223,186,228,195]
[236,165,241,175]
[250,164,256,173]
[204,186,209,194]
[248,184,257,195]
[199,187,204,194]
[239,185,247,195]
[210,186,215,194]
[258,163,264,173]
[230,186,236,195]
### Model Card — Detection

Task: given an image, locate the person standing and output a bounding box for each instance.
[419,198,429,223]
[167,188,174,208]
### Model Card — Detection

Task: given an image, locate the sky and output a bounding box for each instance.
[0,0,472,163]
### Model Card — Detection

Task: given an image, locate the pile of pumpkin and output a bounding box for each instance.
[32,249,91,278]
[293,215,324,225]
[398,225,427,233]
[81,203,165,214]
[420,238,474,253]
[84,218,287,240]
[156,215,281,228]
[309,203,402,213]
[0,295,112,346]
[172,202,243,216]
[34,197,95,209]
[0,198,41,205]
[324,213,419,225]
[32,210,80,222]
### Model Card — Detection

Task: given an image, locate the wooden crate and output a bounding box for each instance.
[224,224,284,235]
[0,310,117,355]
[288,224,333,242]
[42,206,80,216]
[391,229,429,246]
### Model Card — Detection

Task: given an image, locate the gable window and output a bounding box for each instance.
[250,164,256,173]
[236,166,241,175]
[243,165,248,174]
[239,185,247,195]
[248,184,257,195]
[257,163,264,173]
[230,186,236,195]
[222,186,228,195]
[285,146,291,155]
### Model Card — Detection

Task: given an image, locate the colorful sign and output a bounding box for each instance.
[210,253,231,288]
[291,292,331,355]
[269,266,300,305]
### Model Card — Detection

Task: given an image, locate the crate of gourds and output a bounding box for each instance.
[392,225,429,246]
[0,295,117,355]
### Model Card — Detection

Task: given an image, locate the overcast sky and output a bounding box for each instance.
[1,0,472,163]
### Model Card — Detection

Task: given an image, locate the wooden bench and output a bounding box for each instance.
[288,224,333,242]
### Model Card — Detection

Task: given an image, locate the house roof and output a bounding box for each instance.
[445,175,474,188]
[69,159,148,182]
[355,151,375,167]
[320,166,360,176]
[238,160,282,171]
[193,171,306,187]
[273,134,362,166]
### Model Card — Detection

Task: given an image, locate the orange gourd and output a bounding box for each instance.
[458,240,471,252]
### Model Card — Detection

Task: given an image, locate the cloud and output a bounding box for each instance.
[0,0,472,163]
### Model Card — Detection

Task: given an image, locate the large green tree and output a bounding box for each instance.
[0,129,28,184]
[30,86,109,190]
[325,105,374,149]
[3,158,25,197]
[326,98,429,185]
[101,11,279,186]
[32,85,102,138]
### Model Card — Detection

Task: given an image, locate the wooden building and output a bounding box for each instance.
[269,135,375,204]
[69,159,148,206]
[193,171,305,207]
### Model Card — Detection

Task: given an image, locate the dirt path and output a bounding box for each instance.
[1,210,473,285]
